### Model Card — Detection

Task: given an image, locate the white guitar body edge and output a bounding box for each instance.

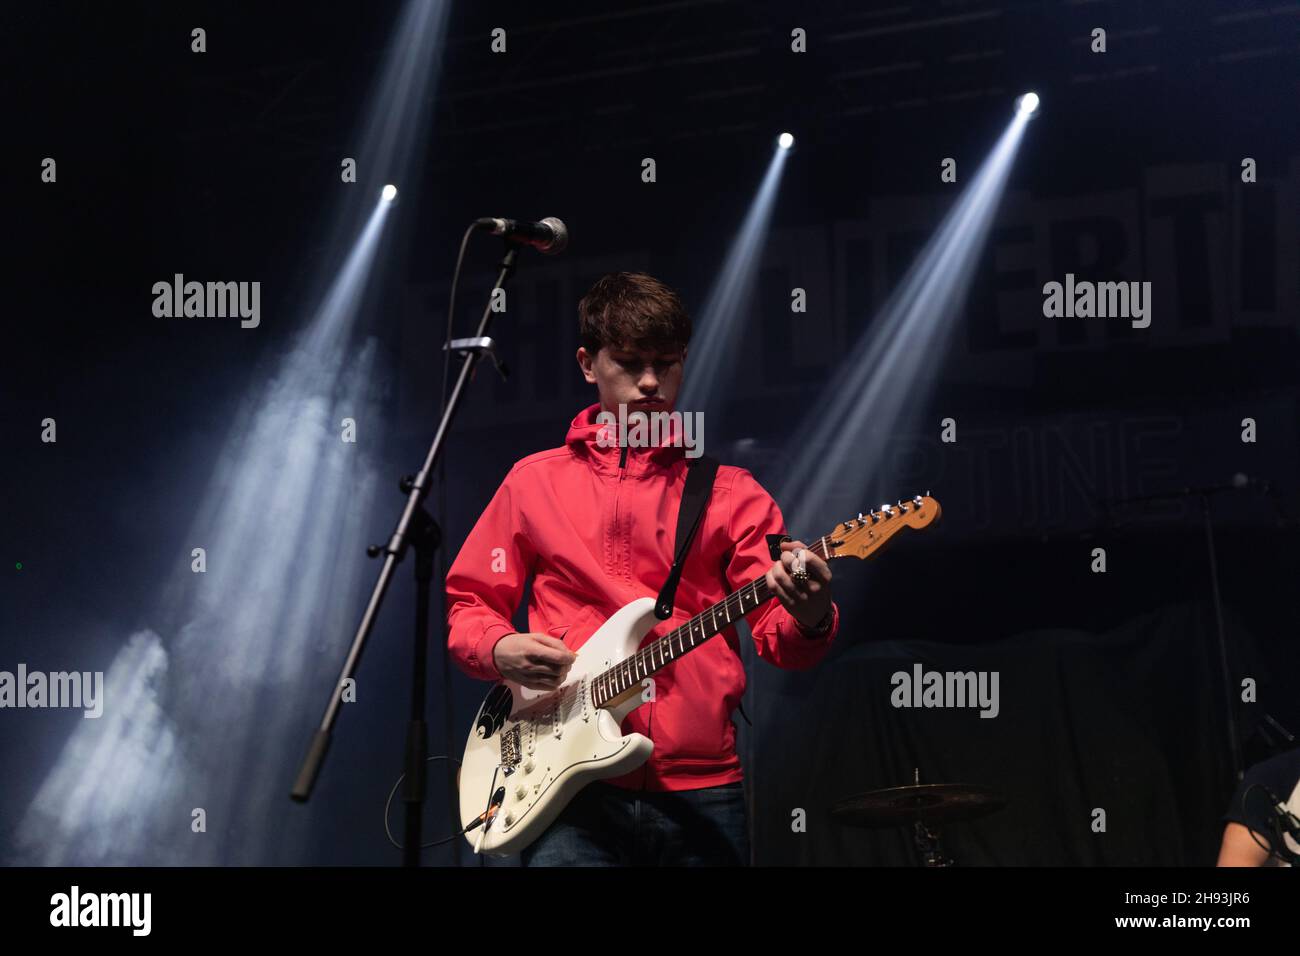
[459,597,660,856]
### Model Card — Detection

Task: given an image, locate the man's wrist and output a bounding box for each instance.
[795,606,834,637]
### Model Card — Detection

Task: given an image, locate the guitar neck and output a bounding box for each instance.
[589,536,832,709]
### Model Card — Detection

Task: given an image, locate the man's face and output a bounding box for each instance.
[577,342,686,417]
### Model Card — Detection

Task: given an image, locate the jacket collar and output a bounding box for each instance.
[566,402,687,476]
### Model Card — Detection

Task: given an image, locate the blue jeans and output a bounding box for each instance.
[519,780,750,866]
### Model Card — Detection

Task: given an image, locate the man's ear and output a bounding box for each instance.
[576,346,597,384]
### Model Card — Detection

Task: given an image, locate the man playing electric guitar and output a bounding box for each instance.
[444,271,839,866]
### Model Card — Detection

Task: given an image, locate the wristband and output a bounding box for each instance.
[796,607,834,637]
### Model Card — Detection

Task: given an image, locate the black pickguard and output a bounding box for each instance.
[475,683,513,739]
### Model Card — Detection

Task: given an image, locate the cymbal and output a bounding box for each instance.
[830,783,1007,828]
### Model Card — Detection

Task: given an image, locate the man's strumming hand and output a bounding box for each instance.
[492,633,577,691]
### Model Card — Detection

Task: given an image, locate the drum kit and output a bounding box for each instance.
[829,768,1007,866]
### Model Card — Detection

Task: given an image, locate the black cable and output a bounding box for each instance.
[383,755,474,850]
[429,224,481,862]
[440,224,479,420]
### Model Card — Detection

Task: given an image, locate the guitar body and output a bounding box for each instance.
[459,597,659,856]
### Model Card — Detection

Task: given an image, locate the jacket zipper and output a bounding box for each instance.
[616,442,650,788]
[616,443,629,581]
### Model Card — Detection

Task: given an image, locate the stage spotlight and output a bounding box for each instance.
[778,132,795,150]
[676,142,791,427]
[1015,92,1040,117]
[381,184,398,202]
[780,105,1035,535]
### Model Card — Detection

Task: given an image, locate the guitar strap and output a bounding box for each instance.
[654,454,719,621]
[652,453,756,729]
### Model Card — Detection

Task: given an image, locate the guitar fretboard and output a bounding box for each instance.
[589,536,831,709]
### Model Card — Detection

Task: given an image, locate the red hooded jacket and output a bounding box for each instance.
[445,402,839,791]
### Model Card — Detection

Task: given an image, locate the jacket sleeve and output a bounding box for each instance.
[445,467,536,681]
[722,468,839,670]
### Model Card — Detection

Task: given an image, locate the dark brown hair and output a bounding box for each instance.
[578,272,692,356]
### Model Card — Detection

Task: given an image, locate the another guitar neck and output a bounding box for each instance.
[589,536,832,709]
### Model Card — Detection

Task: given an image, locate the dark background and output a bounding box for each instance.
[2,0,1298,866]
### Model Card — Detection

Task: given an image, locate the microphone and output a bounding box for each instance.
[475,216,569,254]
[1274,801,1300,839]
[1265,788,1300,863]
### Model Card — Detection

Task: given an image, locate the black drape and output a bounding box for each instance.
[749,601,1262,865]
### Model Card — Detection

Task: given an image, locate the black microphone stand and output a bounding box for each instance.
[291,242,518,867]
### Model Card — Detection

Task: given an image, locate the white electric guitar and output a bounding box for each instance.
[458,494,941,855]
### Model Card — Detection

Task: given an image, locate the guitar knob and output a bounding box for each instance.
[522,760,535,774]
[514,785,528,801]
[503,811,515,826]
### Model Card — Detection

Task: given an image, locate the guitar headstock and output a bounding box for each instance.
[822,494,941,560]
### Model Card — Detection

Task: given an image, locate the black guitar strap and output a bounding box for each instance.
[652,453,755,728]
[654,454,719,621]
